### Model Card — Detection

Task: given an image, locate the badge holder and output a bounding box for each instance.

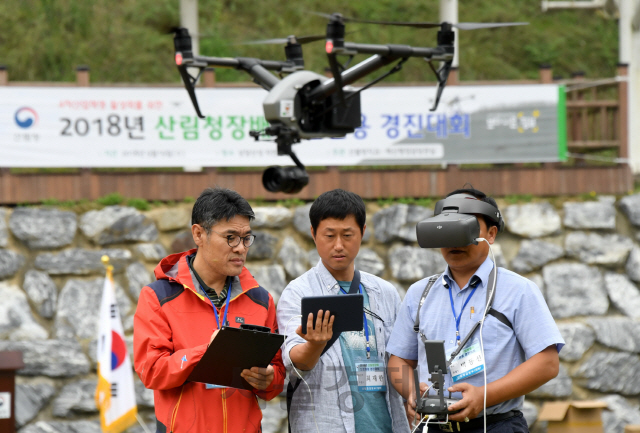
[415,339,461,428]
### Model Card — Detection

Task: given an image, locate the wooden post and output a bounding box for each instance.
[539,64,552,84]
[203,68,216,88]
[0,351,24,433]
[0,66,7,86]
[76,65,90,87]
[447,66,459,86]
[618,63,629,160]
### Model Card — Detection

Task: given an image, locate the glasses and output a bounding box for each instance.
[211,230,256,248]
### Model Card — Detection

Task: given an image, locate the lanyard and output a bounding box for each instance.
[201,277,231,330]
[339,284,371,359]
[448,281,478,346]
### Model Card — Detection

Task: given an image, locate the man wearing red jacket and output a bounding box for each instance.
[134,187,285,433]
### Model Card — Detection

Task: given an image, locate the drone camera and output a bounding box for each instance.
[262,166,309,194]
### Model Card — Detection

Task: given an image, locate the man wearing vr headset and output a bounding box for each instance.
[386,187,564,432]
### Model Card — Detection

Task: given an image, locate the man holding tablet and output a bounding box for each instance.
[277,189,409,433]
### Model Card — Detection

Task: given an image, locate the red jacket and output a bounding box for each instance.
[133,249,285,433]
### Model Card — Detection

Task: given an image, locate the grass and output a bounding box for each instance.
[0,1,619,84]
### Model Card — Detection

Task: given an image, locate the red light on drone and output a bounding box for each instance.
[325,40,334,54]
[175,52,183,66]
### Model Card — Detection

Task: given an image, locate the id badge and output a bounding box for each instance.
[355,357,387,392]
[205,384,226,389]
[446,339,485,383]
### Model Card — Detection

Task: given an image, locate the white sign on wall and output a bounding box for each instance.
[0,84,565,167]
[0,392,11,419]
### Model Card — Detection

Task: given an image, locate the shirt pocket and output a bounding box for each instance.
[477,312,513,352]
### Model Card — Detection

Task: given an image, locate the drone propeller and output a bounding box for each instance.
[236,34,327,46]
[311,12,527,30]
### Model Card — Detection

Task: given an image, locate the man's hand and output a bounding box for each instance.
[446,382,485,422]
[208,329,219,347]
[406,382,430,427]
[295,310,335,346]
[241,365,274,390]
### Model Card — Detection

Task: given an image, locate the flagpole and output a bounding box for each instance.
[101,254,114,274]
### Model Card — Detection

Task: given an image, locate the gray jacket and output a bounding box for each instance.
[276,260,410,433]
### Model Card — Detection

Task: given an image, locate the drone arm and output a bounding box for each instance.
[343,42,446,60]
[309,54,396,100]
[309,42,452,101]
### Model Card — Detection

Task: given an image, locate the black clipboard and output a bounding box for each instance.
[187,326,285,390]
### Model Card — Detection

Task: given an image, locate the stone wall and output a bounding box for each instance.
[3,194,640,433]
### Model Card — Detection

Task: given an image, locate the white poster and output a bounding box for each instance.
[0,392,11,419]
[0,84,564,167]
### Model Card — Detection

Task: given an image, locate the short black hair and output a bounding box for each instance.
[446,186,500,231]
[191,187,254,233]
[309,189,366,234]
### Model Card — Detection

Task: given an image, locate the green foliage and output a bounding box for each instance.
[41,198,77,207]
[183,196,195,203]
[275,198,306,208]
[0,0,619,83]
[95,192,124,206]
[126,198,150,211]
[504,194,534,204]
[376,197,435,208]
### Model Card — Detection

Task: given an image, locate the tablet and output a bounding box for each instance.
[301,294,364,335]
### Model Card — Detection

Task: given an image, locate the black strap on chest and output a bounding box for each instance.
[286,270,361,433]
[412,267,513,367]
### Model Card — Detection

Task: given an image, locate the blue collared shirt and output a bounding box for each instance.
[387,256,564,416]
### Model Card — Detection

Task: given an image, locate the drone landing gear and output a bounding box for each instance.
[250,126,309,194]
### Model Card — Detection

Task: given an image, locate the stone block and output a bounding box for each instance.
[52,379,98,417]
[372,204,432,243]
[251,264,287,304]
[565,231,633,266]
[0,282,48,340]
[557,322,595,362]
[355,248,385,276]
[0,340,90,377]
[19,420,101,433]
[248,231,278,261]
[293,203,313,239]
[277,237,308,279]
[134,242,167,262]
[148,206,191,231]
[510,240,564,274]
[389,246,446,282]
[252,207,293,229]
[504,202,562,238]
[126,261,152,300]
[15,381,56,427]
[55,278,132,340]
[80,206,158,245]
[0,249,24,280]
[23,270,58,319]
[542,263,608,319]
[605,272,640,319]
[620,193,640,227]
[601,394,640,433]
[35,248,132,275]
[574,352,640,395]
[563,197,616,230]
[587,317,640,353]
[9,208,77,249]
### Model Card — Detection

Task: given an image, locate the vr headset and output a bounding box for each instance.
[416,194,504,248]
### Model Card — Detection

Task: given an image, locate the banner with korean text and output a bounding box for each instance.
[0,84,566,167]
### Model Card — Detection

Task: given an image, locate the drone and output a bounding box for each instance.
[173,13,526,193]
